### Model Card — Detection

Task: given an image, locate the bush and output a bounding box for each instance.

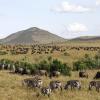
[36,60,50,72]
[50,59,71,76]
[0,58,71,76]
[73,53,100,71]
[73,61,86,71]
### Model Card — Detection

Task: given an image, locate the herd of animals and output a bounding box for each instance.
[22,71,100,97]
[22,77,100,97]
[0,62,100,97]
[0,45,100,55]
[0,44,100,98]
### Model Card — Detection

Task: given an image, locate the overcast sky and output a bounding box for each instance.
[0,0,100,39]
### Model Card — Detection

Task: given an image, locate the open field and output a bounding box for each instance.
[0,41,100,67]
[0,42,100,100]
[0,70,99,100]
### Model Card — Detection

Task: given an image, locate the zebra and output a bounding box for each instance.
[49,80,62,91]
[89,81,100,92]
[22,77,43,88]
[41,87,51,97]
[64,80,81,90]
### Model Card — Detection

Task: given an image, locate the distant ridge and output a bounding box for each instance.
[70,36,100,41]
[0,27,65,44]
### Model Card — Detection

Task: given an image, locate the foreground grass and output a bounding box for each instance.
[0,70,99,100]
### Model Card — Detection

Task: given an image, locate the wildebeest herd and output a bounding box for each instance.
[0,45,100,55]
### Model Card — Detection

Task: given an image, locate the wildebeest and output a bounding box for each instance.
[64,80,81,90]
[39,70,48,76]
[32,70,47,76]
[41,87,51,97]
[79,71,88,78]
[94,71,100,79]
[25,69,31,75]
[49,80,62,91]
[89,81,100,92]
[15,67,30,75]
[15,67,24,75]
[0,63,3,70]
[49,71,60,78]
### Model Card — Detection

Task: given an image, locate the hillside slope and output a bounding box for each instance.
[0,27,65,44]
[70,36,100,41]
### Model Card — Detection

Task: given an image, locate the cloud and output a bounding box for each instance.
[0,34,6,39]
[53,1,91,13]
[96,0,100,6]
[67,23,88,33]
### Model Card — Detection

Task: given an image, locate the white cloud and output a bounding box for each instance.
[96,0,100,6]
[67,23,88,33]
[0,34,7,39]
[53,1,91,13]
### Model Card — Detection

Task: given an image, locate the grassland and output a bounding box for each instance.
[0,41,99,66]
[0,70,99,100]
[0,41,100,100]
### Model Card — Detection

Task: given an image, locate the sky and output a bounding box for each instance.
[0,0,100,39]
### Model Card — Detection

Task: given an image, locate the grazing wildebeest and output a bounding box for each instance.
[15,67,25,75]
[7,64,11,70]
[64,80,81,90]
[39,70,48,76]
[49,80,62,91]
[94,71,100,79]
[79,71,88,78]
[22,77,43,88]
[32,70,47,76]
[25,69,31,75]
[2,64,5,70]
[89,81,100,92]
[41,87,51,97]
[50,71,60,78]
[0,63,2,70]
[11,64,16,73]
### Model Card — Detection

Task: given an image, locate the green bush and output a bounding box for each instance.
[50,59,71,76]
[73,53,100,71]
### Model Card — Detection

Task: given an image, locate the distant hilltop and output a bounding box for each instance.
[0,27,65,44]
[0,27,100,45]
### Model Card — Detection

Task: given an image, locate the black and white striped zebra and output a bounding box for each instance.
[89,81,100,92]
[22,77,43,88]
[41,87,51,97]
[49,80,62,91]
[64,80,81,90]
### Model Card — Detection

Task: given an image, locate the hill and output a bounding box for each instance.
[70,36,100,42]
[0,27,65,44]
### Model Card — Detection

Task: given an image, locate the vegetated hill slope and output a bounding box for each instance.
[70,36,100,42]
[0,27,65,44]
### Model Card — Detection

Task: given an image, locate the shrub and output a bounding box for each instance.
[73,61,85,71]
[50,59,71,76]
[36,60,50,72]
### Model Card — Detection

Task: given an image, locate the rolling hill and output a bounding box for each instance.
[0,27,65,44]
[70,36,100,42]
